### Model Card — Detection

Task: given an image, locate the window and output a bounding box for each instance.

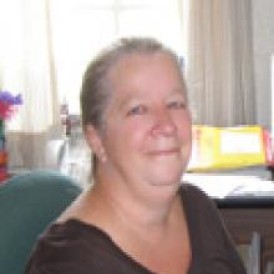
[49,0,187,114]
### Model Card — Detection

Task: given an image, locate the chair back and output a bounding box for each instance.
[0,170,82,274]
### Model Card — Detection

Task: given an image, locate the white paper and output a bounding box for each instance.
[220,132,262,154]
[183,173,274,199]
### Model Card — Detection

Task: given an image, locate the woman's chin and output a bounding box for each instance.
[146,169,183,188]
[157,161,183,179]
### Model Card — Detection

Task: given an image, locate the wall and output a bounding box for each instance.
[252,0,274,130]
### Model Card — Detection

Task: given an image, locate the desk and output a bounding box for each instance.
[184,168,274,274]
[217,198,274,274]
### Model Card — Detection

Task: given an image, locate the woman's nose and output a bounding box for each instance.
[151,109,176,137]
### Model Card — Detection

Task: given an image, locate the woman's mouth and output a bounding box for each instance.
[149,148,179,156]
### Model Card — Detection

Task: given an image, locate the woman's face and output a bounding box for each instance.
[89,52,192,190]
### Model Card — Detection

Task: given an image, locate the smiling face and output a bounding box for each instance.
[87,52,192,193]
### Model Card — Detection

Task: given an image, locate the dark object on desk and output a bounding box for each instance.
[0,170,82,274]
[267,166,274,181]
[216,196,274,209]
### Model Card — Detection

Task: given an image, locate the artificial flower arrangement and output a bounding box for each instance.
[0,90,23,182]
[0,91,23,121]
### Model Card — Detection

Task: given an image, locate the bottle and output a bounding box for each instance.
[60,97,71,136]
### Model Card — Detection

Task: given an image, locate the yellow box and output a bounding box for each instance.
[187,125,267,172]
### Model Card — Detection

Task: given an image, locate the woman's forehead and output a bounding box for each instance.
[108,52,181,87]
[106,55,185,103]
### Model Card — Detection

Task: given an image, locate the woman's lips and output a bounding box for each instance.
[148,148,179,156]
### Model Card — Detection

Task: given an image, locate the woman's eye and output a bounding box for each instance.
[127,105,147,116]
[167,101,187,110]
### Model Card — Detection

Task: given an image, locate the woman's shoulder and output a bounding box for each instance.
[180,182,213,202]
[38,218,116,254]
[26,219,154,274]
[25,219,116,273]
[179,182,220,220]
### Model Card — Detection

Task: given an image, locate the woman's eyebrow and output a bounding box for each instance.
[115,92,144,109]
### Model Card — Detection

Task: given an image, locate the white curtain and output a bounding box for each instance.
[0,0,257,170]
[0,0,61,170]
[186,0,256,126]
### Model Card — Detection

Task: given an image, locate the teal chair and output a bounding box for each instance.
[0,170,82,274]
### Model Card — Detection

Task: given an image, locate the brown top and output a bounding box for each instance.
[25,184,246,274]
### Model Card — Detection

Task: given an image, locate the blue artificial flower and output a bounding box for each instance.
[0,91,23,105]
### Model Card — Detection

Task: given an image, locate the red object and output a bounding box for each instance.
[0,150,7,166]
[263,129,274,167]
[0,149,8,183]
[0,101,14,120]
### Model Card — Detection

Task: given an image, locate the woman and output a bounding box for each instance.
[26,38,246,274]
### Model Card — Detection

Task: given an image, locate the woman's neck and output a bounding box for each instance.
[89,176,182,233]
[87,178,190,274]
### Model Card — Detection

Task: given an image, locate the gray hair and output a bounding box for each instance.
[80,37,182,130]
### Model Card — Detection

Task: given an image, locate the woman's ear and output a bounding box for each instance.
[85,125,107,162]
